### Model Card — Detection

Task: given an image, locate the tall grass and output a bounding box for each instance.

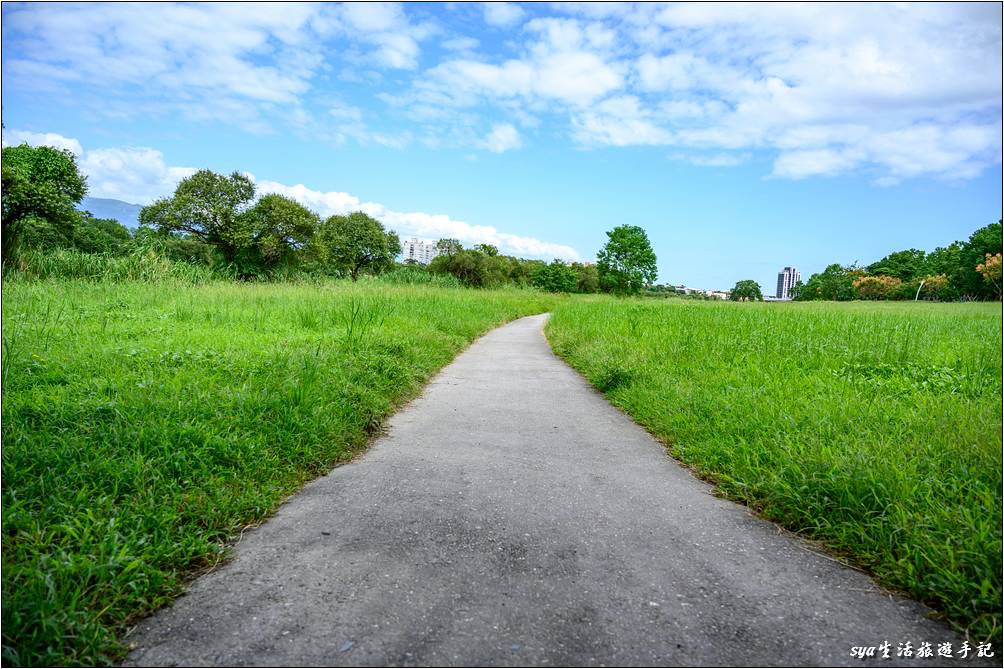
[1,279,556,666]
[546,297,1002,643]
[4,247,234,284]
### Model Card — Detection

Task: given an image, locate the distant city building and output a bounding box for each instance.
[775,266,801,300]
[401,237,440,265]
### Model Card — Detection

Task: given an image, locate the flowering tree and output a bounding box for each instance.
[976,252,1002,299]
[852,275,902,300]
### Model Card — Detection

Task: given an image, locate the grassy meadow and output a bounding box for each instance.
[1,278,556,666]
[546,297,1002,643]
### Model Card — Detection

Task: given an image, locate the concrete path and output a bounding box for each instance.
[126,314,976,667]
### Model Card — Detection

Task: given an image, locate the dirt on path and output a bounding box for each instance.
[126,314,973,667]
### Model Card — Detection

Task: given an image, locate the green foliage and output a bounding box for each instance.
[596,225,658,296]
[313,212,400,281]
[572,262,600,293]
[803,222,1002,302]
[139,170,256,268]
[1,279,556,666]
[547,297,1001,645]
[71,215,132,255]
[429,248,489,286]
[235,194,319,275]
[435,238,463,256]
[2,144,88,263]
[798,263,858,301]
[729,279,763,301]
[866,248,927,281]
[532,259,578,293]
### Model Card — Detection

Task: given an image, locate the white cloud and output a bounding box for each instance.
[79,148,198,203]
[2,130,82,155]
[670,152,751,168]
[483,3,525,28]
[253,178,579,260]
[441,36,480,52]
[482,123,522,153]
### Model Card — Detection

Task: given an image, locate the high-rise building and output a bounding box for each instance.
[401,237,440,265]
[776,266,801,300]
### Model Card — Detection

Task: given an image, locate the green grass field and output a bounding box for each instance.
[1,279,556,666]
[546,297,1002,643]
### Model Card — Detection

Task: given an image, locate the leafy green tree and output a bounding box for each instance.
[866,249,928,281]
[436,238,462,257]
[429,248,487,286]
[72,214,131,254]
[597,224,658,295]
[236,194,319,272]
[572,262,599,293]
[474,243,499,257]
[532,259,578,293]
[139,169,256,266]
[1,144,87,263]
[954,221,1003,299]
[315,211,399,281]
[799,264,858,301]
[729,279,764,301]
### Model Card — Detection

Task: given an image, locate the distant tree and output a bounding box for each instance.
[919,274,951,301]
[729,279,763,301]
[429,248,487,286]
[474,243,499,257]
[572,262,600,293]
[139,169,256,266]
[866,249,928,281]
[789,279,804,300]
[976,252,1002,299]
[597,224,658,296]
[237,194,319,272]
[315,211,399,281]
[852,275,902,300]
[532,259,578,293]
[954,221,1003,299]
[436,238,463,257]
[799,264,857,301]
[72,214,132,254]
[1,144,87,263]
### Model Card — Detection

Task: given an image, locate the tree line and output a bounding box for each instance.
[794,222,1002,302]
[1,143,660,294]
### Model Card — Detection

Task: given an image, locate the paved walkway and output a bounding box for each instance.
[126,314,971,667]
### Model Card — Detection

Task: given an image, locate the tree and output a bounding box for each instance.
[2,144,87,263]
[436,238,462,257]
[730,279,763,301]
[596,224,658,295]
[852,275,902,300]
[976,252,1002,299]
[236,194,319,272]
[799,264,857,301]
[866,249,928,281]
[429,248,487,286]
[72,214,132,254]
[474,243,498,257]
[139,169,256,266]
[572,262,599,293]
[954,221,1003,299]
[315,211,399,281]
[532,259,578,293]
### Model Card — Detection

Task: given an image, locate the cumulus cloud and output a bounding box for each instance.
[482,123,522,153]
[253,178,578,260]
[483,3,525,28]
[2,130,82,155]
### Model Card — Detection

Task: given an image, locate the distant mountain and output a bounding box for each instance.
[78,197,144,229]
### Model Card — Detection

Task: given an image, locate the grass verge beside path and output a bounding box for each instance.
[546,297,1002,644]
[1,279,556,666]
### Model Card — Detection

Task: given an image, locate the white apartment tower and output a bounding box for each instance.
[776,266,801,300]
[401,237,440,265]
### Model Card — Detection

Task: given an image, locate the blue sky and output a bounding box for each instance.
[2,2,1001,291]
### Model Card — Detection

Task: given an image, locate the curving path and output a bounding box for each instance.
[126,314,975,667]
